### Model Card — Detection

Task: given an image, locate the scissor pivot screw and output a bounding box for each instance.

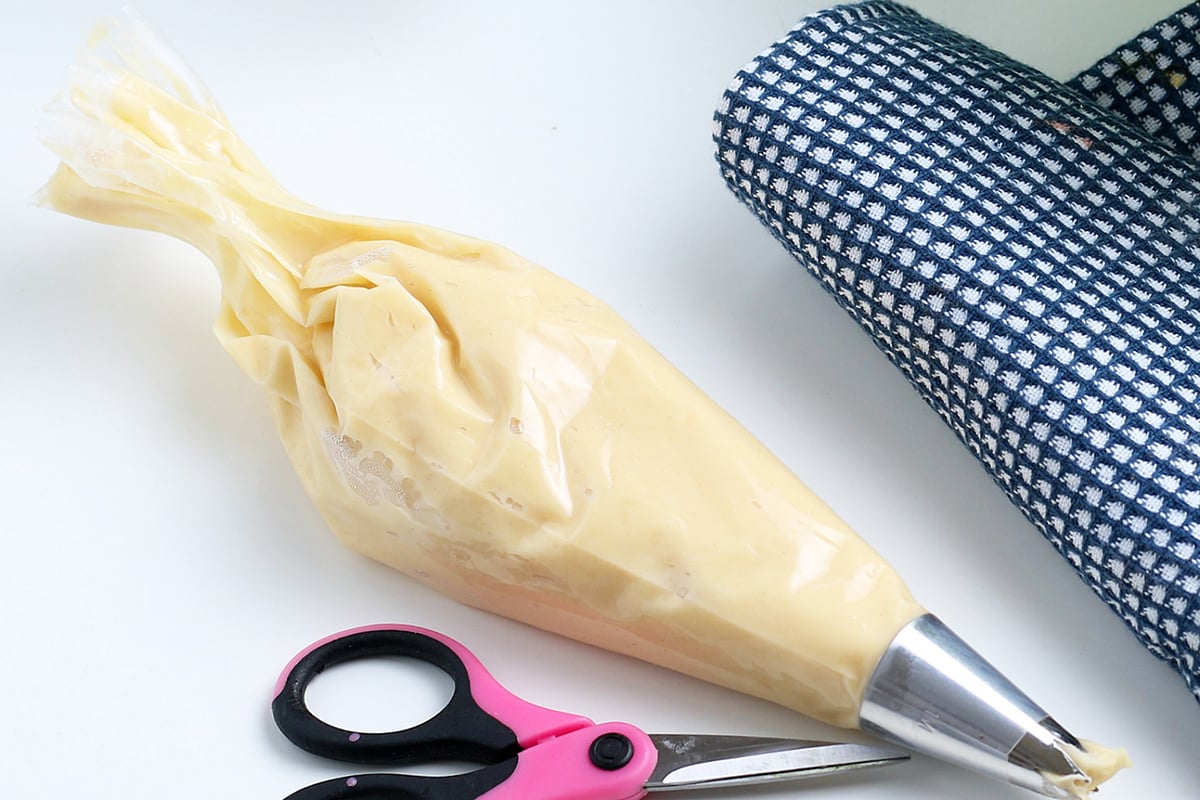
[589,732,635,770]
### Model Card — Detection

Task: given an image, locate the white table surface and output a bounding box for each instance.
[4,2,1198,798]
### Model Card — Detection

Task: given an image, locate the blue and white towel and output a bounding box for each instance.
[714,1,1200,701]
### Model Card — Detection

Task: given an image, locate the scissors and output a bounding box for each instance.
[272,624,909,800]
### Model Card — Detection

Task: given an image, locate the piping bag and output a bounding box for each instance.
[39,10,1124,798]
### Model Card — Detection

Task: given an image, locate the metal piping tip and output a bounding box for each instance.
[1011,718,1091,797]
[858,614,1093,798]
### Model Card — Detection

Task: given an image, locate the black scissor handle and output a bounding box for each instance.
[281,765,516,800]
[272,625,521,766]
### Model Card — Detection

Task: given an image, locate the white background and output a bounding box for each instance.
[4,1,1199,798]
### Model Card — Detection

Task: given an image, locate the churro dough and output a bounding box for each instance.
[39,16,919,728]
[1050,741,1132,798]
[35,25,1125,794]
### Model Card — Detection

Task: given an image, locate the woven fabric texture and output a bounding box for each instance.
[714,0,1200,701]
[1070,3,1200,160]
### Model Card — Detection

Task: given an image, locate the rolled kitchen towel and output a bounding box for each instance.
[1069,4,1200,161]
[714,0,1200,701]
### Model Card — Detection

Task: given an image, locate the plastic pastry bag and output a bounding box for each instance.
[39,11,924,729]
[38,12,1127,795]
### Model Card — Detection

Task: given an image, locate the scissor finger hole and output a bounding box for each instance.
[303,655,456,734]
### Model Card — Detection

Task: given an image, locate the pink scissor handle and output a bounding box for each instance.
[272,624,593,766]
[480,722,657,800]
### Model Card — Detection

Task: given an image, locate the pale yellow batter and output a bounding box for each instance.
[39,14,1125,793]
[1051,741,1132,797]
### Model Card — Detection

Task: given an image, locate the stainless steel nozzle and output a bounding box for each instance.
[859,614,1091,798]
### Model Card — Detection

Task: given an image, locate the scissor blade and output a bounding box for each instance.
[644,734,909,792]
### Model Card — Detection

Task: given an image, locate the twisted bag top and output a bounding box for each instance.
[714,0,1200,701]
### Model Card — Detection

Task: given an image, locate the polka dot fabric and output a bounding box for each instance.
[714,0,1200,701]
